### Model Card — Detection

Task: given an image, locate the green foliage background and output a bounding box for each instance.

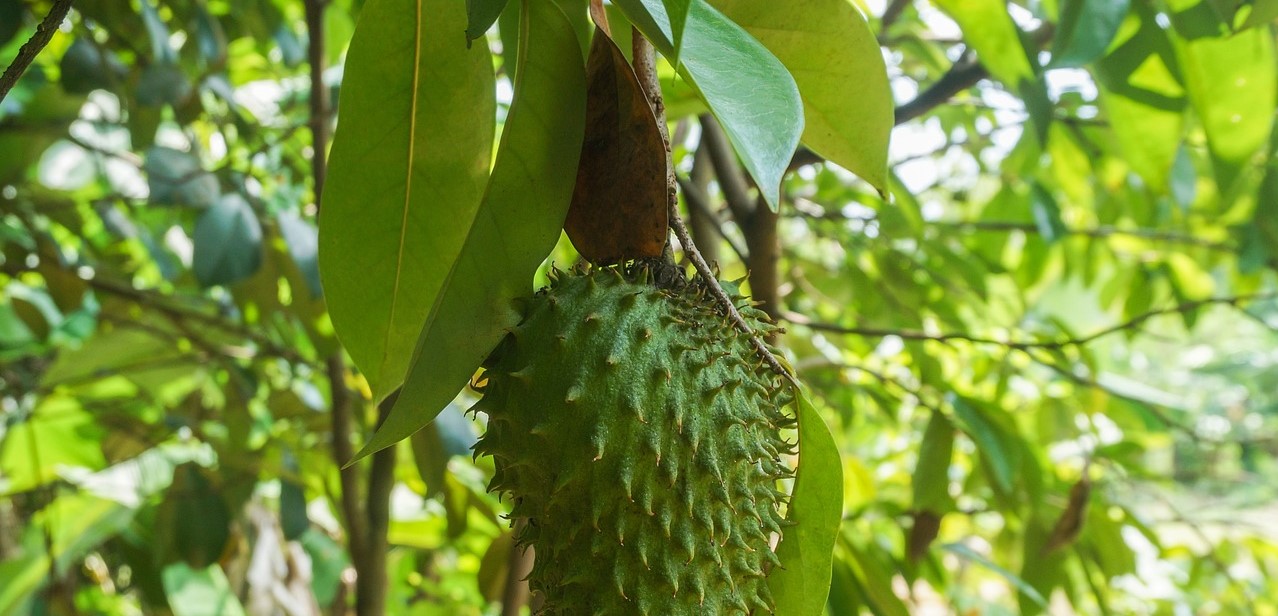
[2,0,1278,614]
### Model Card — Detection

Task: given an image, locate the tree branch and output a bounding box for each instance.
[684,143,722,266]
[0,0,73,104]
[784,292,1278,352]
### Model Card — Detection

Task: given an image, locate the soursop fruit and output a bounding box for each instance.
[471,263,796,615]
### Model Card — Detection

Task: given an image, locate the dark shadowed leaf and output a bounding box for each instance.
[144,147,220,208]
[1050,0,1131,68]
[951,395,1020,494]
[319,0,495,400]
[565,27,668,263]
[358,0,587,460]
[663,0,690,59]
[277,212,321,298]
[614,0,802,210]
[769,388,843,616]
[1030,183,1067,244]
[0,0,21,49]
[193,193,262,287]
[466,0,510,42]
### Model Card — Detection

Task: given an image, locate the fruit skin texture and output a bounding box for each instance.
[472,265,795,615]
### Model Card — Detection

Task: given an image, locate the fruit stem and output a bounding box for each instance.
[631,31,794,383]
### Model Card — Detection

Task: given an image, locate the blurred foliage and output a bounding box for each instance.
[1,0,1277,614]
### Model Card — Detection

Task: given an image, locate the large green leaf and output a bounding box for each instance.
[1167,0,1275,191]
[357,0,587,459]
[615,0,802,210]
[932,0,1036,85]
[709,0,891,193]
[318,0,495,400]
[769,388,843,616]
[1094,6,1186,192]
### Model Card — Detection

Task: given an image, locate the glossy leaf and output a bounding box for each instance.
[710,0,891,192]
[318,0,496,400]
[193,193,263,287]
[565,27,668,263]
[615,0,802,210]
[359,0,587,459]
[1168,0,1275,191]
[1094,6,1186,192]
[769,388,843,616]
[1050,0,1131,68]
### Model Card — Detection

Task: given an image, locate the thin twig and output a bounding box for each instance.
[0,0,73,104]
[785,292,1278,352]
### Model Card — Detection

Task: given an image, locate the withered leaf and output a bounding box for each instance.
[564,27,668,263]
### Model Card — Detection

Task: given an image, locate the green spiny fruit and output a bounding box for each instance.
[471,263,796,615]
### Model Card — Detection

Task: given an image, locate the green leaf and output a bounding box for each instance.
[769,388,843,616]
[912,410,954,512]
[300,529,348,607]
[162,563,246,616]
[942,542,1049,608]
[466,0,509,42]
[144,146,220,208]
[615,0,802,210]
[0,395,106,495]
[0,0,21,50]
[663,0,691,59]
[357,0,587,460]
[193,193,263,287]
[932,0,1036,85]
[1030,183,1067,244]
[319,0,496,400]
[709,0,891,193]
[1094,5,1186,191]
[1050,0,1131,68]
[1238,0,1278,29]
[950,395,1020,494]
[1165,252,1215,301]
[1167,0,1276,191]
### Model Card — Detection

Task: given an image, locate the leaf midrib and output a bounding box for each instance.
[386,0,425,378]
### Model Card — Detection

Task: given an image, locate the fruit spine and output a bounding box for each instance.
[472,263,796,615]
